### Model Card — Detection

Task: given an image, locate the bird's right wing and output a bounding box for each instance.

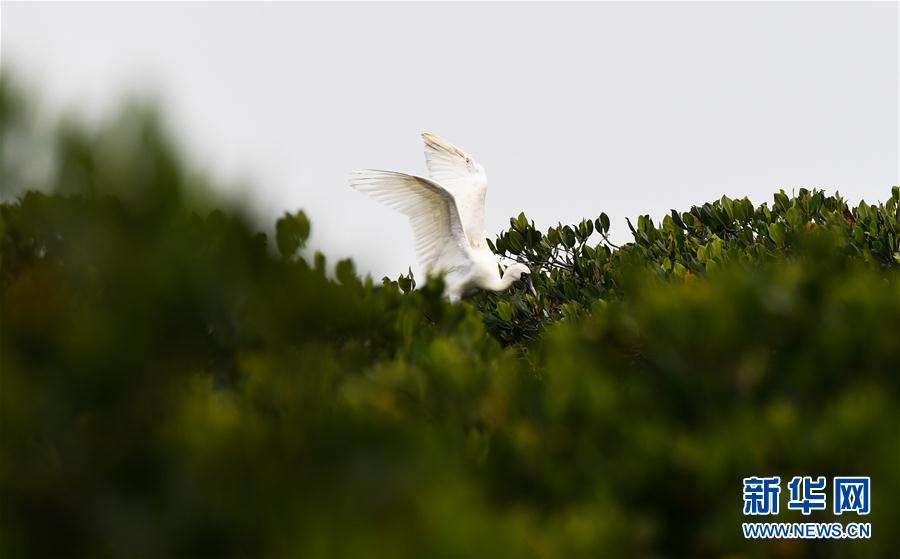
[349,170,472,274]
[421,133,488,248]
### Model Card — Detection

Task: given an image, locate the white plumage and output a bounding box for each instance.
[350,133,534,302]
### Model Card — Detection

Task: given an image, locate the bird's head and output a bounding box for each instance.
[504,263,537,297]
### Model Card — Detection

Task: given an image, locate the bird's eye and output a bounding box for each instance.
[520,273,529,280]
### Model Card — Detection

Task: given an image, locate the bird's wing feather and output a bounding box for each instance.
[349,170,472,274]
[421,133,488,248]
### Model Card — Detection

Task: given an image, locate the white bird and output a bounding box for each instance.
[350,132,535,302]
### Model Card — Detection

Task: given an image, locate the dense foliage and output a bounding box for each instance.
[2,78,899,557]
[478,186,900,345]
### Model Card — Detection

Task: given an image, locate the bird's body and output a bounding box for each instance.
[350,133,534,302]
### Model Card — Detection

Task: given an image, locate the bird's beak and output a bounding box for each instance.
[526,275,537,297]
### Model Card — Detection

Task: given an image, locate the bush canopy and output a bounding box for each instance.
[2,77,899,557]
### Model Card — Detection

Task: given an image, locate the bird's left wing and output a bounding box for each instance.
[349,170,472,275]
[421,133,488,248]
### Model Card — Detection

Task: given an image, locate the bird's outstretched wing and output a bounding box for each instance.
[421,133,488,248]
[350,170,472,274]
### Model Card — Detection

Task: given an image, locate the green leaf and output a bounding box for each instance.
[335,258,356,284]
[514,212,528,231]
[626,217,637,236]
[720,195,734,220]
[314,251,326,274]
[562,226,577,248]
[496,300,513,321]
[774,191,790,212]
[508,230,525,252]
[275,210,311,259]
[547,227,560,246]
[768,222,786,246]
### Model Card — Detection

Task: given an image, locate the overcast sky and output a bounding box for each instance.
[3,2,898,279]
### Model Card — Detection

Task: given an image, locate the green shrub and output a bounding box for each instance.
[2,76,899,558]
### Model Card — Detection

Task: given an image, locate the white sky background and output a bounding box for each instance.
[2,2,898,280]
